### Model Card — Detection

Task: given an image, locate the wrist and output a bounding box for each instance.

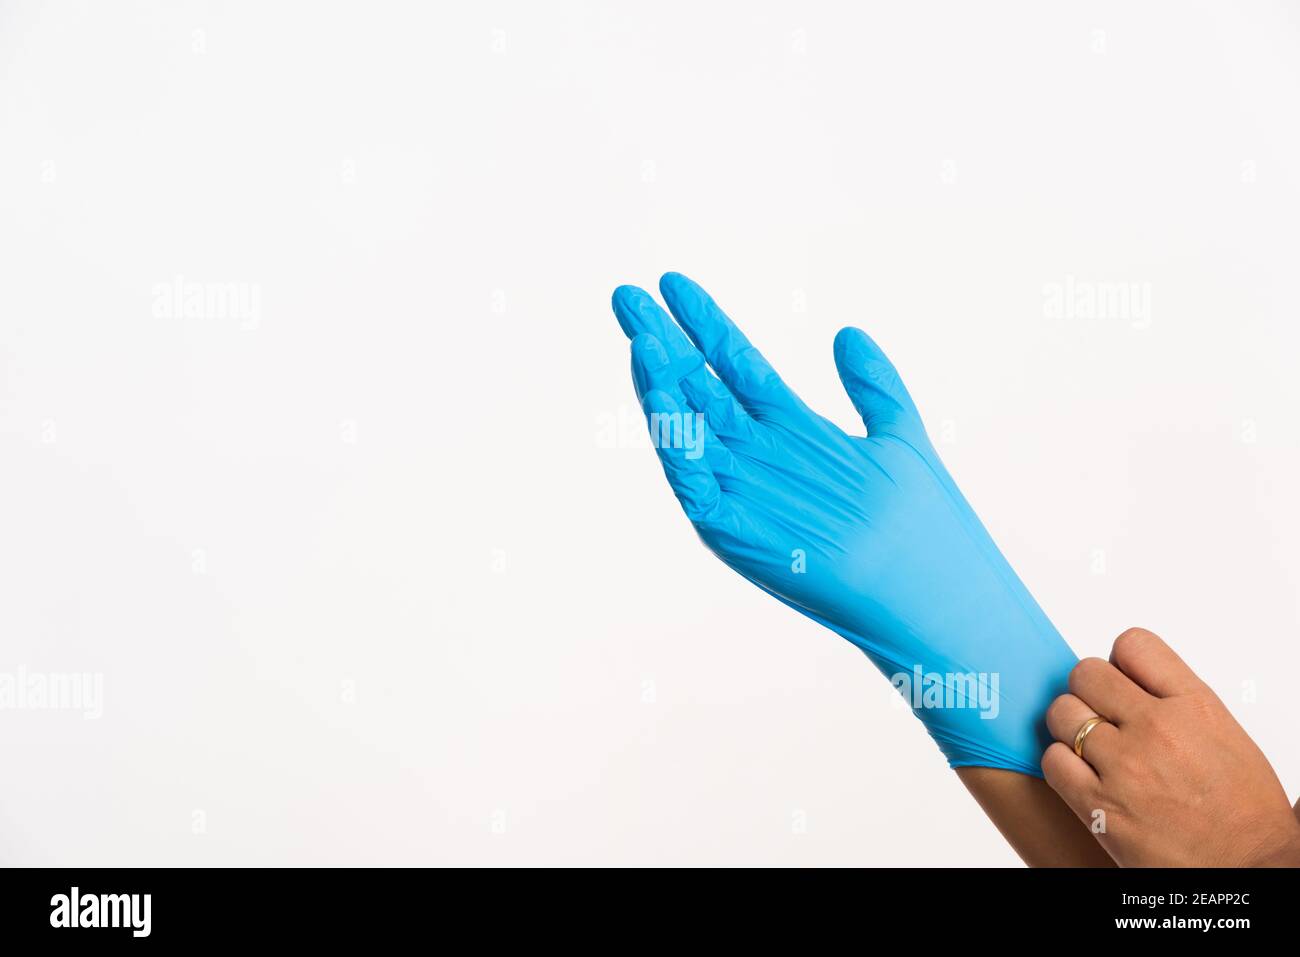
[1236,820,1300,868]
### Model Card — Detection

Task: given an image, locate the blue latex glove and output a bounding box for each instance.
[611,272,1078,776]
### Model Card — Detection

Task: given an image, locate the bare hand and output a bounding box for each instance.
[1042,628,1300,867]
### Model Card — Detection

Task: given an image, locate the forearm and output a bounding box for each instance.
[957,767,1115,867]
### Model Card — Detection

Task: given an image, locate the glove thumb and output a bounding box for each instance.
[833,327,923,439]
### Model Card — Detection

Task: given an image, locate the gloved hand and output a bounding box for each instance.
[611,272,1078,775]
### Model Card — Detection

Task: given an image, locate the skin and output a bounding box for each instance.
[957,767,1115,866]
[1042,627,1300,867]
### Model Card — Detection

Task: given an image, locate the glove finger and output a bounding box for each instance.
[659,272,806,420]
[631,334,737,476]
[615,280,752,428]
[833,326,923,439]
[613,283,704,365]
[641,389,727,527]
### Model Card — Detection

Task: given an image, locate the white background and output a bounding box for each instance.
[2,1,1298,866]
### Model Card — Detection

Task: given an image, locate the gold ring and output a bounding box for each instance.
[1073,715,1107,759]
